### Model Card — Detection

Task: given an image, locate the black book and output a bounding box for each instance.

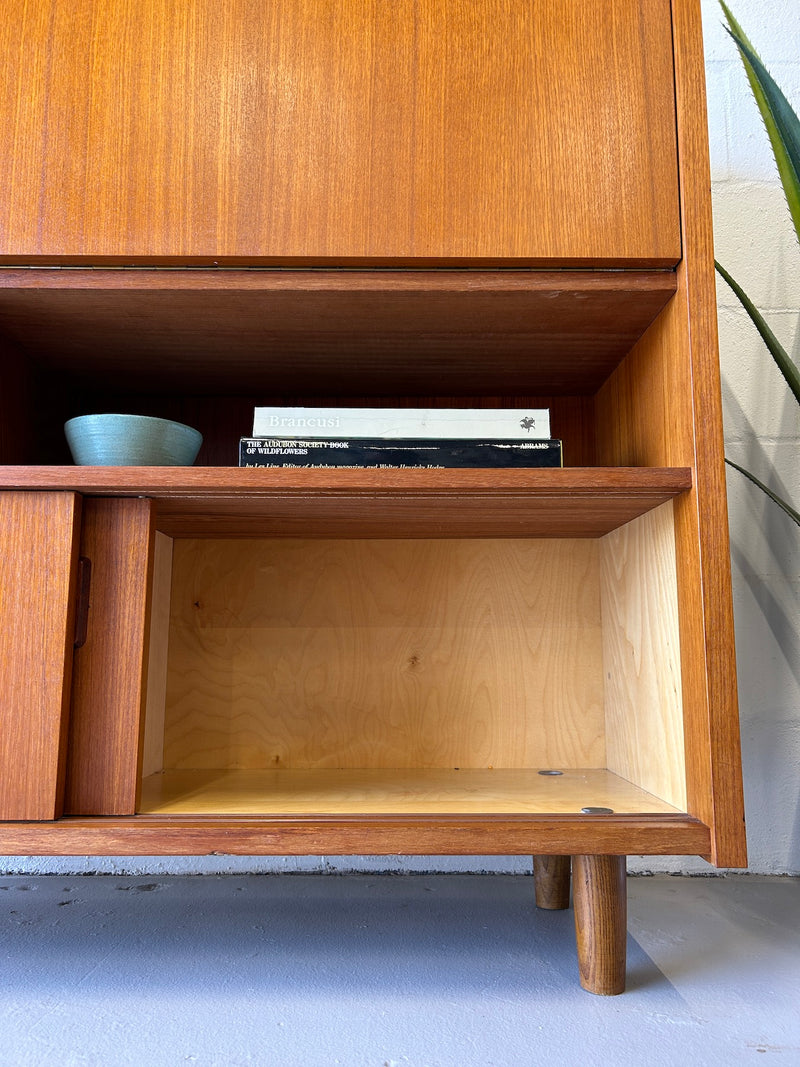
[239,437,563,468]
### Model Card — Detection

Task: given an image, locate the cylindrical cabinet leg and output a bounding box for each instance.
[533,855,571,910]
[572,854,627,995]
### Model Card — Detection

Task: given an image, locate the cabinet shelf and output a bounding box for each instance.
[0,268,676,396]
[0,465,691,537]
[138,768,683,817]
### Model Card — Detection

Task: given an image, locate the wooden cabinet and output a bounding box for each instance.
[1,0,679,265]
[0,0,744,995]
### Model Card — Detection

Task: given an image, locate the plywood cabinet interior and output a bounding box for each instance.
[133,508,686,820]
[0,0,746,995]
[1,0,679,264]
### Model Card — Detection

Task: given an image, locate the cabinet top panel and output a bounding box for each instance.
[1,0,680,264]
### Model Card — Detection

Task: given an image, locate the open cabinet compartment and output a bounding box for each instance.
[0,268,677,468]
[138,504,687,819]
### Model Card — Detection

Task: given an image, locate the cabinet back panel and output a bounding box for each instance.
[162,539,605,771]
[64,395,596,469]
[0,338,35,464]
[11,383,594,467]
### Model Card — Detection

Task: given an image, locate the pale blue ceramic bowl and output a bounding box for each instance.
[65,414,203,466]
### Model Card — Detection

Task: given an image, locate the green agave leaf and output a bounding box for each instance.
[720,1,800,246]
[725,458,800,527]
[715,261,800,407]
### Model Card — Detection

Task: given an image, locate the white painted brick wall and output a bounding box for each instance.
[3,0,797,878]
[701,0,800,875]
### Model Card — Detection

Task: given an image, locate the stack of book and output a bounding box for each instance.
[239,406,562,468]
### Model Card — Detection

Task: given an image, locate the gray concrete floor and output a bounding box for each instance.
[0,873,797,1066]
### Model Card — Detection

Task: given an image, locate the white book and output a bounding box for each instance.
[252,406,551,440]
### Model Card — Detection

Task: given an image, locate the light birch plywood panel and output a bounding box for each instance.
[600,503,686,809]
[138,767,681,816]
[163,539,605,771]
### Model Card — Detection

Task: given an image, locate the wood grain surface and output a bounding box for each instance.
[141,532,174,778]
[600,503,686,810]
[64,498,155,814]
[670,0,747,869]
[0,813,710,857]
[0,467,693,539]
[594,0,746,867]
[162,538,605,773]
[532,855,572,910]
[0,270,676,399]
[0,493,80,820]
[138,768,681,816]
[573,854,627,995]
[1,1,679,263]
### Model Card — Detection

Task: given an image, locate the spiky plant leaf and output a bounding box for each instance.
[715,261,800,406]
[725,459,800,527]
[719,1,800,246]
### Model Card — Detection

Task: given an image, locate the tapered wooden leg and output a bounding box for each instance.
[572,854,627,995]
[533,855,571,910]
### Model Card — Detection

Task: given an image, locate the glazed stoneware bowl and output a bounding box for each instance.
[65,413,203,466]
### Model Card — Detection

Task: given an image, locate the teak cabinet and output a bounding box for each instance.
[0,0,745,995]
